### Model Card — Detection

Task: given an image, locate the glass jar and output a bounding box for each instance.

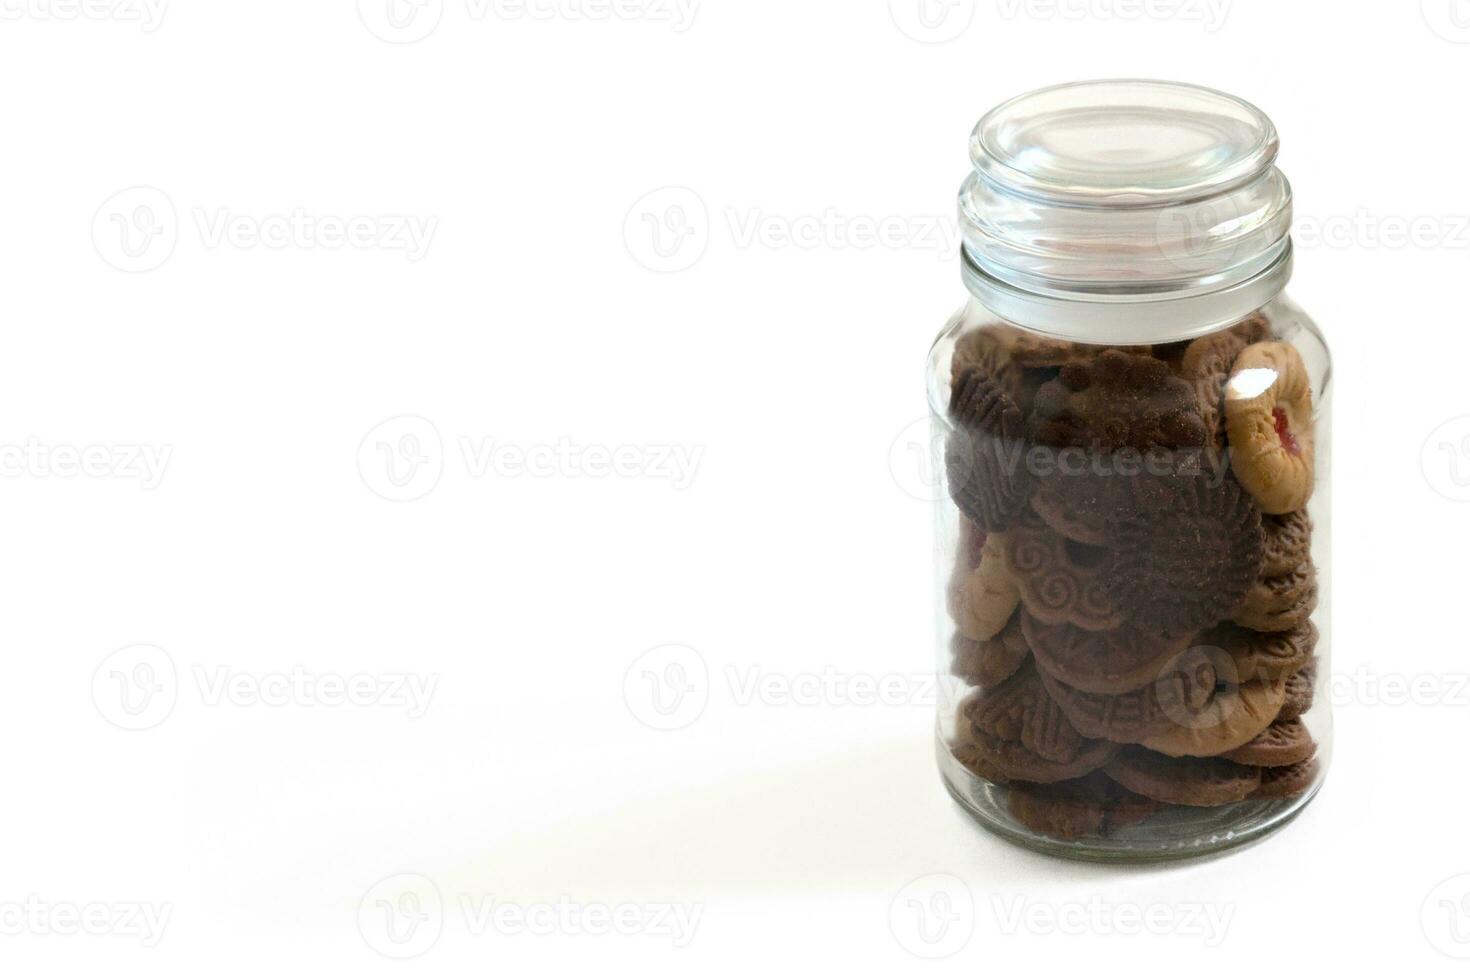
[930,80,1331,860]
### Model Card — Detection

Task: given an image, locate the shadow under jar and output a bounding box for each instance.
[930,80,1331,861]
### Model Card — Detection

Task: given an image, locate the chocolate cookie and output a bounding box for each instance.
[1004,510,1123,631]
[948,533,1021,641]
[1032,349,1209,453]
[947,367,1031,532]
[1260,510,1313,577]
[951,613,1029,689]
[1221,718,1316,767]
[1105,748,1262,807]
[1022,611,1191,695]
[1036,649,1213,743]
[1278,660,1317,721]
[1249,757,1319,800]
[951,665,1117,783]
[1028,481,1112,545]
[1233,562,1318,632]
[1103,475,1264,636]
[1004,772,1159,839]
[1195,619,1316,685]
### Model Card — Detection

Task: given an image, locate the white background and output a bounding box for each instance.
[2,0,1468,975]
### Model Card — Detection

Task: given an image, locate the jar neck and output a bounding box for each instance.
[960,237,1293,344]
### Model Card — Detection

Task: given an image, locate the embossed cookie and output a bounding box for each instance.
[1004,509,1123,631]
[1139,671,1287,758]
[1105,747,1262,807]
[1279,660,1317,721]
[1032,349,1209,453]
[1036,648,1218,743]
[1225,341,1315,513]
[951,613,1029,689]
[1022,611,1191,695]
[947,367,1031,532]
[1005,772,1159,840]
[1221,718,1316,767]
[1104,474,1264,636]
[1028,481,1112,545]
[948,533,1021,641]
[1233,562,1318,632]
[1177,314,1274,446]
[1249,756,1319,800]
[1195,619,1316,684]
[1261,510,1313,577]
[951,673,1116,784]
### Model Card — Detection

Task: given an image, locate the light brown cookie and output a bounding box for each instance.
[1249,757,1320,800]
[1004,510,1123,631]
[1225,341,1315,514]
[1105,748,1262,807]
[1195,619,1316,684]
[1260,509,1313,577]
[948,533,1021,641]
[1278,659,1317,722]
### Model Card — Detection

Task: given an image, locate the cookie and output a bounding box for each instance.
[1105,747,1261,807]
[1028,481,1111,545]
[1036,648,1214,743]
[958,516,986,571]
[950,325,1015,388]
[951,613,1029,689]
[1021,610,1191,695]
[1103,474,1264,637]
[1225,341,1315,514]
[1139,668,1287,758]
[1221,718,1316,767]
[1249,756,1319,800]
[947,368,1031,532]
[948,533,1021,641]
[1004,509,1123,631]
[1177,314,1274,446]
[1279,660,1317,721]
[1004,772,1159,839]
[1260,509,1313,577]
[1032,349,1209,453]
[952,671,1117,784]
[1196,619,1316,684]
[1233,562,1318,632]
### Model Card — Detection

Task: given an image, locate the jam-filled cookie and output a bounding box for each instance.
[1224,341,1315,513]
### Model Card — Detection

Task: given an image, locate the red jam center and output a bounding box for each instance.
[1273,407,1301,456]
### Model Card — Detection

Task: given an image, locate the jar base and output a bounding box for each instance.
[938,738,1323,864]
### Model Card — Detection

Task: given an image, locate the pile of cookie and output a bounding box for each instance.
[942,313,1320,839]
